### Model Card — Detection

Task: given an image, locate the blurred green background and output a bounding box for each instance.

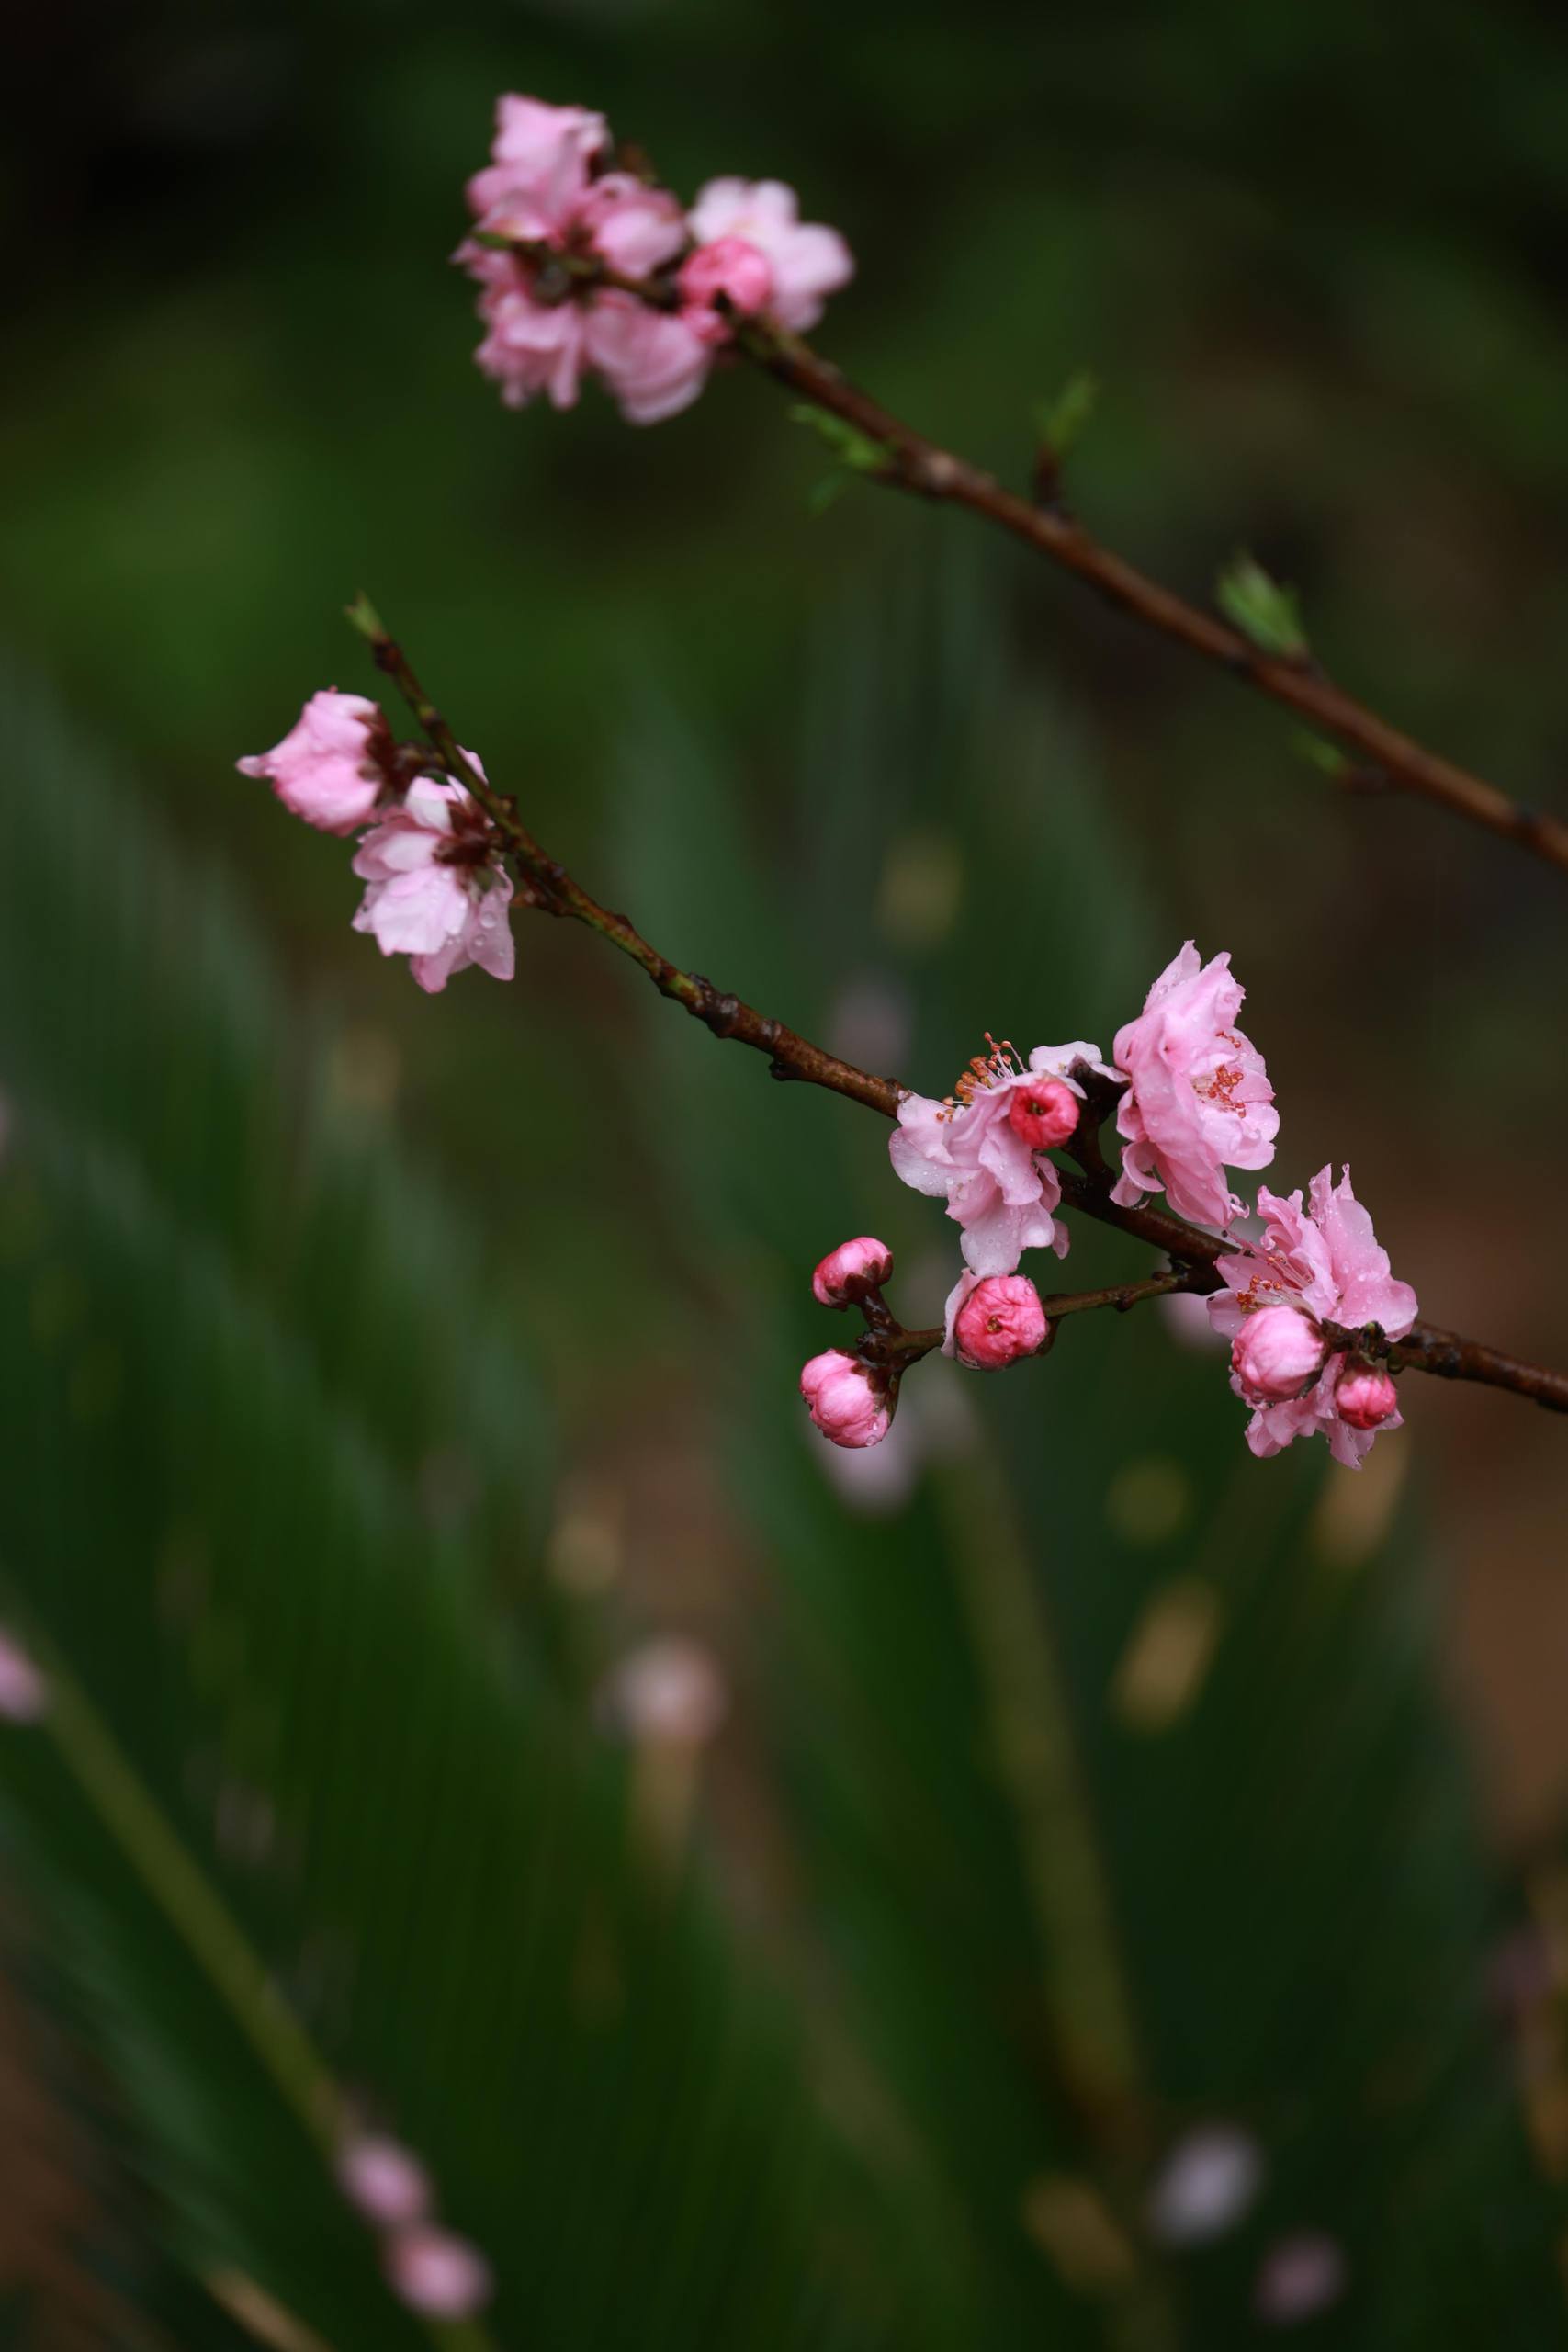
[2,1,1568,2345]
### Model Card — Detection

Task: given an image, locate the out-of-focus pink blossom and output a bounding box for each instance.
[458,99,711,422]
[948,1272,1049,1369]
[1335,1363,1399,1430]
[678,235,775,344]
[384,2225,493,2321]
[0,1632,46,1724]
[351,776,514,996]
[1229,1303,1325,1403]
[465,96,607,229]
[337,2135,433,2230]
[1209,1166,1416,1467]
[800,1350,891,1448]
[1145,2124,1264,2246]
[686,178,853,333]
[604,1637,728,1747]
[1006,1076,1081,1152]
[581,292,712,425]
[890,1040,1112,1277]
[812,1236,894,1308]
[237,690,389,835]
[1254,2233,1347,2325]
[1111,943,1278,1229]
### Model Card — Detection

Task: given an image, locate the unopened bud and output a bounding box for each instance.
[1007,1077,1079,1151]
[811,1235,894,1308]
[1335,1363,1398,1430]
[953,1274,1049,1369]
[1230,1306,1325,1403]
[678,235,775,330]
[799,1350,891,1448]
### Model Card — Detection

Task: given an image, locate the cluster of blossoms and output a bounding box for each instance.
[238,692,514,994]
[337,2132,492,2321]
[801,944,1417,1471]
[457,96,853,424]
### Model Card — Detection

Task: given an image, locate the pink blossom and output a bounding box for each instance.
[889,1040,1112,1277]
[812,1235,894,1307]
[948,1272,1049,1369]
[1111,943,1278,1229]
[1209,1166,1417,1466]
[384,2226,493,2321]
[800,1350,891,1448]
[678,235,775,344]
[465,96,607,230]
[1229,1303,1326,1403]
[581,292,712,426]
[352,776,514,996]
[686,178,852,333]
[336,2136,433,2230]
[1335,1363,1399,1430]
[0,1632,46,1725]
[458,103,711,423]
[237,690,389,835]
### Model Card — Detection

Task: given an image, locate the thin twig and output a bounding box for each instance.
[487,240,1568,880]
[354,607,1568,1419]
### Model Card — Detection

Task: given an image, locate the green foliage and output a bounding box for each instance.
[1035,371,1100,462]
[1216,553,1310,661]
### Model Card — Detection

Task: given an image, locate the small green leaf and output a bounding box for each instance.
[1292,730,1348,776]
[1033,368,1099,459]
[343,591,386,645]
[788,404,889,476]
[1216,552,1309,660]
[807,473,852,516]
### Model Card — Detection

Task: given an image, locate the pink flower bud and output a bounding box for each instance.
[0,1631,46,1725]
[336,2135,433,2230]
[953,1274,1049,1369]
[1230,1305,1325,1403]
[1335,1363,1399,1430]
[799,1350,891,1448]
[237,690,389,835]
[384,2226,493,2321]
[811,1235,894,1308]
[1006,1077,1080,1152]
[678,235,775,339]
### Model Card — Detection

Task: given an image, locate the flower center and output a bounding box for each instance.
[939,1032,1021,1120]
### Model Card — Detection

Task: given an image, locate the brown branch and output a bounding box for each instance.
[489,238,1568,880]
[353,605,1568,1420]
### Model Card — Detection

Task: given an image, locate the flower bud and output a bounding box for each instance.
[1006,1077,1080,1151]
[1335,1363,1399,1430]
[237,690,389,835]
[799,1350,891,1448]
[384,2226,493,2321]
[1230,1306,1325,1403]
[678,235,775,334]
[337,2135,433,2230]
[811,1235,894,1308]
[953,1274,1049,1369]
